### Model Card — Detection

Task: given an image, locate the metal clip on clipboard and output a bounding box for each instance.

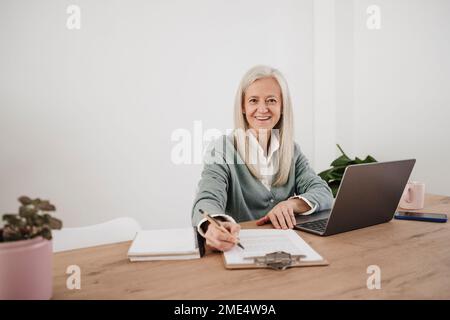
[251,251,306,271]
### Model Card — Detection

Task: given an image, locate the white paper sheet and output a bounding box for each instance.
[224,229,323,265]
[128,227,198,256]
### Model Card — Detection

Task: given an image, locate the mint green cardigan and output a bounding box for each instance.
[191,135,333,226]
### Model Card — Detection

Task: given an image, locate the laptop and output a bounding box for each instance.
[295,159,416,236]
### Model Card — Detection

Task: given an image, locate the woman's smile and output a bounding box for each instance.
[254,115,272,121]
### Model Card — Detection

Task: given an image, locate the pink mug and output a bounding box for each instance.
[399,181,425,210]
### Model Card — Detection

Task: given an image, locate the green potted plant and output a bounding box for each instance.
[318,144,377,197]
[0,196,62,300]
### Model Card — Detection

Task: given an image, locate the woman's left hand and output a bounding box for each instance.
[256,200,297,229]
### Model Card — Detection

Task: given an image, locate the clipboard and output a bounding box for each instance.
[222,229,329,270]
[222,250,329,270]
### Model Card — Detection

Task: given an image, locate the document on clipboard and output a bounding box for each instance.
[223,229,328,270]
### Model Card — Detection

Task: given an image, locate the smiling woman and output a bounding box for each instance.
[191,65,333,252]
[243,78,282,135]
[234,66,293,187]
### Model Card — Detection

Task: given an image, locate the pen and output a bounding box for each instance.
[199,209,245,250]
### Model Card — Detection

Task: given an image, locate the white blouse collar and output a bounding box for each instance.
[247,130,280,162]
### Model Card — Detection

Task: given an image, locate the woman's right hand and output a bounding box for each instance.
[204,221,241,252]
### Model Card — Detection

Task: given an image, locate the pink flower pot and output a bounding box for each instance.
[0,236,53,300]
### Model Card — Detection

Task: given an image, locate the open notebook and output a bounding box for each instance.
[127,227,204,261]
[223,229,328,269]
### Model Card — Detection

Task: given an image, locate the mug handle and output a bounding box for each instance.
[403,185,412,203]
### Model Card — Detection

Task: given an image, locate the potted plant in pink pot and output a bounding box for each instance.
[0,196,62,300]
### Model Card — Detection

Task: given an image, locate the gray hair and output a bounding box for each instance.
[233,65,294,186]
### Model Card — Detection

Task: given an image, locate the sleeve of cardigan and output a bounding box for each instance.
[191,154,231,228]
[294,145,334,212]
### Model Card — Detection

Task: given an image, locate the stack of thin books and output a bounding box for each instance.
[127,227,202,261]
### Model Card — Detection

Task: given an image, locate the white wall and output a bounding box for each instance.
[351,0,450,195]
[0,0,315,229]
[320,0,450,196]
[313,0,337,172]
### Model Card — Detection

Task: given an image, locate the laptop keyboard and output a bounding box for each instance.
[298,218,328,233]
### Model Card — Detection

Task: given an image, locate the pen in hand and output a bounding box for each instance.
[199,209,245,250]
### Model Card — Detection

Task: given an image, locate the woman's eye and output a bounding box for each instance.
[249,99,257,104]
[267,99,277,104]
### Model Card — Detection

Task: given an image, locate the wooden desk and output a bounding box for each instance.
[53,194,450,299]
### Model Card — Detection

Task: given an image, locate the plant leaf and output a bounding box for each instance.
[2,214,25,227]
[330,155,352,167]
[329,180,341,198]
[2,225,23,242]
[362,155,377,163]
[40,226,52,240]
[48,217,63,230]
[18,196,32,205]
[318,168,334,181]
[37,201,56,211]
[319,145,378,198]
[19,205,37,218]
[328,170,344,180]
[31,198,42,207]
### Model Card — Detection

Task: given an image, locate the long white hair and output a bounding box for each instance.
[233,65,294,187]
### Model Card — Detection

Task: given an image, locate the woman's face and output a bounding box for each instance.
[243,77,282,136]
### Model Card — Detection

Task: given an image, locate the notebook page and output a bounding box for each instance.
[224,229,323,265]
[128,228,198,256]
[128,252,200,261]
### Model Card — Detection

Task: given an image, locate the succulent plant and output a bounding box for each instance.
[1,196,62,242]
[318,144,377,197]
